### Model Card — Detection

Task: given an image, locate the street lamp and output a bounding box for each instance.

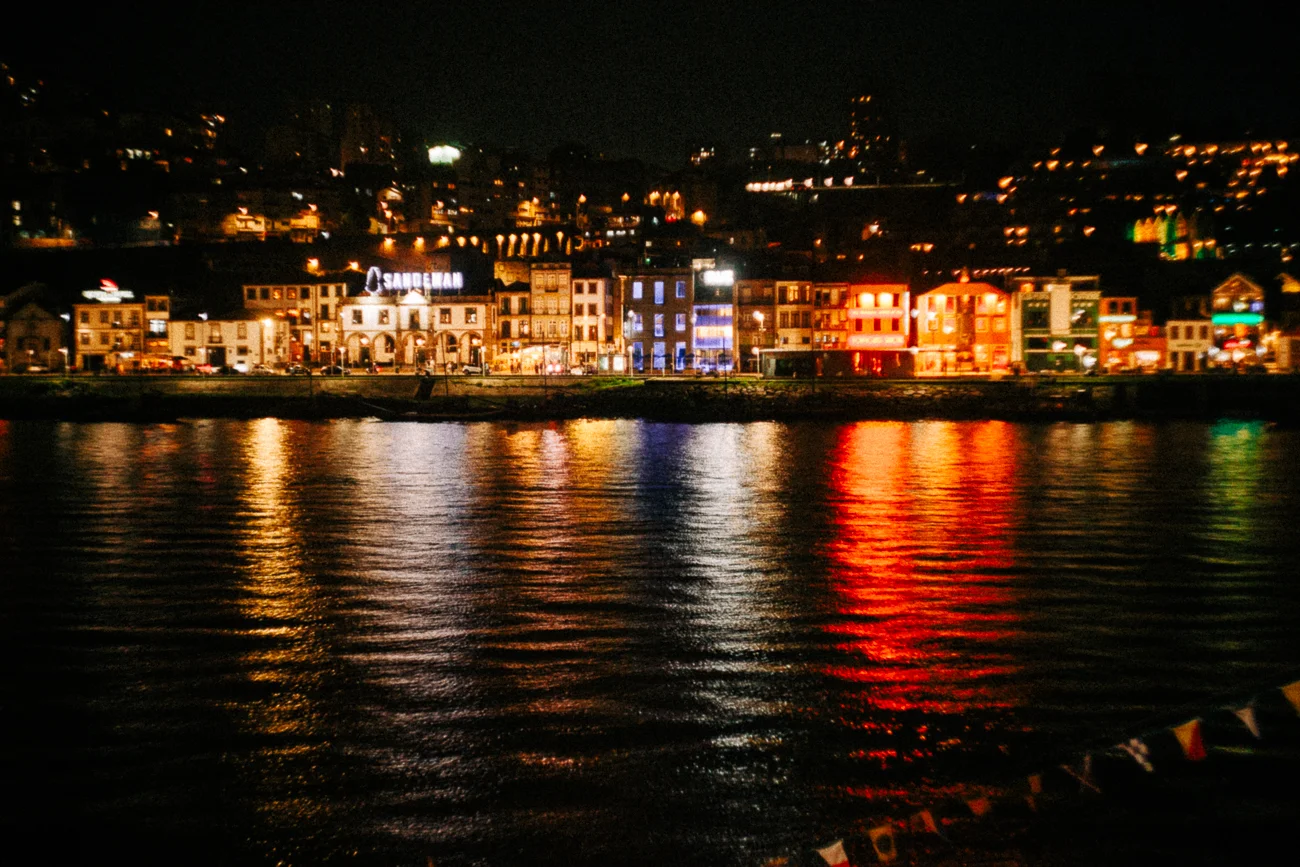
[752,310,765,373]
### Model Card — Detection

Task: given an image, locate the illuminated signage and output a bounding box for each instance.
[848,308,904,319]
[365,266,464,294]
[700,269,734,287]
[1099,314,1136,323]
[1211,313,1263,326]
[82,279,135,303]
[846,333,906,350]
[428,145,462,165]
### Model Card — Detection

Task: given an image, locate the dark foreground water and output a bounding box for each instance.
[2,419,1299,866]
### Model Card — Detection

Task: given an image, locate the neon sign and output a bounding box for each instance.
[365,267,464,294]
[82,279,136,303]
[700,269,734,287]
[846,333,906,349]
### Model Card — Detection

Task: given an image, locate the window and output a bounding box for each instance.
[676,280,686,299]
[632,341,644,371]
[632,281,643,300]
[574,282,584,295]
[378,309,390,325]
[653,314,664,337]
[501,298,511,314]
[440,308,452,324]
[653,341,666,370]
[237,322,248,339]
[675,342,686,370]
[588,325,598,341]
[185,323,195,339]
[80,311,89,324]
[465,308,478,324]
[236,345,249,356]
[301,287,312,299]
[246,288,256,301]
[320,304,330,320]
[128,312,139,328]
[1024,306,1050,330]
[79,332,90,346]
[260,288,270,300]
[351,309,363,325]
[654,281,664,304]
[209,324,221,343]
[501,321,512,339]
[99,332,110,345]
[272,289,282,300]
[676,313,686,332]
[288,288,298,300]
[632,313,643,333]
[588,304,598,317]
[519,297,529,314]
[560,322,569,337]
[1170,325,1180,340]
[976,317,988,332]
[993,317,1007,332]
[409,311,421,329]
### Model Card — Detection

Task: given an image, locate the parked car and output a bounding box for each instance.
[286,364,309,375]
[195,363,218,375]
[461,364,486,376]
[319,365,351,376]
[250,364,277,375]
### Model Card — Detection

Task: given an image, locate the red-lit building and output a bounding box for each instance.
[914,282,1011,374]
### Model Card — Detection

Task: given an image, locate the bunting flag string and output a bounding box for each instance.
[1282,680,1300,715]
[867,825,897,864]
[760,673,1300,867]
[816,839,851,867]
[1172,719,1207,761]
[1230,704,1262,739]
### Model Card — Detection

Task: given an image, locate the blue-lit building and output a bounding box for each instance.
[692,268,735,371]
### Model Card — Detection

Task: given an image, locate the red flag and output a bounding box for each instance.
[1173,719,1207,761]
[966,796,992,817]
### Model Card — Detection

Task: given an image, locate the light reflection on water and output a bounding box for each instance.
[2,419,1300,866]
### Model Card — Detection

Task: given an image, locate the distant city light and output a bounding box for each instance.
[428,145,461,165]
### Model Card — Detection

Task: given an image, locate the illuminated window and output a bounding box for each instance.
[409,311,421,329]
[676,280,686,299]
[675,342,686,370]
[378,309,390,326]
[632,281,643,300]
[288,288,298,300]
[237,322,247,339]
[588,325,598,341]
[676,313,686,332]
[272,289,282,300]
[654,314,664,337]
[654,282,665,305]
[976,317,988,332]
[351,309,363,325]
[439,308,451,324]
[653,341,666,370]
[79,333,90,346]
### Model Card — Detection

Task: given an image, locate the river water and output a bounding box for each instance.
[2,418,1299,866]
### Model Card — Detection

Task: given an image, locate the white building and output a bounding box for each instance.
[569,276,615,370]
[241,279,347,365]
[170,316,273,371]
[1165,320,1214,371]
[337,292,492,370]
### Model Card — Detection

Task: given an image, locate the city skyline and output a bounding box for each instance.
[6,1,1298,166]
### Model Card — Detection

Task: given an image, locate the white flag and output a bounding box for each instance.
[1120,737,1155,772]
[817,839,850,867]
[1231,704,1262,739]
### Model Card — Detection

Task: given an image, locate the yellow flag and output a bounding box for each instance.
[1173,719,1207,761]
[1282,680,1300,715]
[816,839,850,867]
[868,825,897,864]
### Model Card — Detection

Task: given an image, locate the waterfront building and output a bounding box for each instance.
[1011,274,1101,372]
[493,281,532,372]
[812,283,852,352]
[775,281,814,348]
[1166,319,1214,371]
[240,277,348,365]
[914,282,1011,375]
[1210,273,1266,366]
[1098,297,1140,373]
[735,278,776,373]
[72,281,171,372]
[570,268,616,371]
[622,269,693,372]
[529,262,573,373]
[338,290,491,371]
[169,316,272,371]
[0,298,65,372]
[693,267,735,371]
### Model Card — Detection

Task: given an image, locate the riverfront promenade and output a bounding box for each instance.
[2,372,1300,423]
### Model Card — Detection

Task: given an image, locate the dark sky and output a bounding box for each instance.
[7,1,1298,165]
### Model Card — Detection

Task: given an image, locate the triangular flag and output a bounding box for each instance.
[1060,754,1101,793]
[1281,680,1300,716]
[1173,718,1207,761]
[817,839,850,867]
[868,825,897,864]
[966,796,992,817]
[761,858,790,867]
[909,810,940,836]
[1120,737,1155,772]
[1027,774,1043,794]
[1231,704,1262,739]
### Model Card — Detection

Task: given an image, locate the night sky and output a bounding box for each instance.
[7,1,1298,165]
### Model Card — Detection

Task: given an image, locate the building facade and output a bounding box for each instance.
[72,282,171,372]
[570,275,616,371]
[1012,275,1101,372]
[1,301,65,371]
[1166,319,1214,371]
[914,282,1011,375]
[241,279,347,365]
[736,279,776,372]
[623,269,693,372]
[170,316,272,371]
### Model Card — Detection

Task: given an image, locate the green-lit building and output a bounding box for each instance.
[1011,274,1101,372]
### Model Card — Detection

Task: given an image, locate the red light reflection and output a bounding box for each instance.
[823,422,1022,714]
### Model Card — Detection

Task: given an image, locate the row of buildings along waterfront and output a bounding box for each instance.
[5,256,1299,377]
